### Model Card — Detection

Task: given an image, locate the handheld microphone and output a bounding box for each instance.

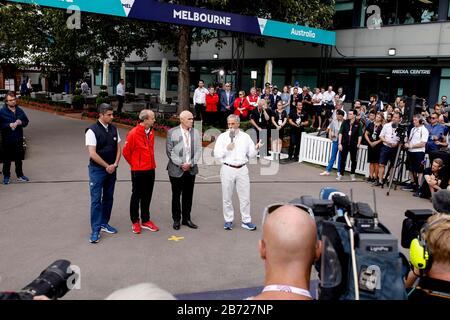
[229,129,235,143]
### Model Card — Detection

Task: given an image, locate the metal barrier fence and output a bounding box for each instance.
[298,133,419,181]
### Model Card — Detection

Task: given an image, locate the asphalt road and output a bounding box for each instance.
[0,107,431,299]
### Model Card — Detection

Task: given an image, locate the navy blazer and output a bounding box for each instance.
[219,90,235,112]
[0,105,29,145]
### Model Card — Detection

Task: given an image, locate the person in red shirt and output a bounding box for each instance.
[205,86,219,126]
[243,87,259,114]
[122,109,159,234]
[233,90,248,121]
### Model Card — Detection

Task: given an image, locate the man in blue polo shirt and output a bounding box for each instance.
[426,113,446,153]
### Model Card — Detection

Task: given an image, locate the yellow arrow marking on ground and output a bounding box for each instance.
[168,235,184,242]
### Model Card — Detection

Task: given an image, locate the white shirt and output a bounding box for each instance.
[193,87,209,104]
[380,122,400,146]
[312,93,323,105]
[85,121,121,146]
[323,91,336,104]
[214,129,258,166]
[116,83,125,96]
[407,125,429,153]
[180,125,191,164]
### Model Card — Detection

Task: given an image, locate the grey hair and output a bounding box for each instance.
[139,109,154,121]
[105,283,176,300]
[227,114,240,123]
[98,103,113,114]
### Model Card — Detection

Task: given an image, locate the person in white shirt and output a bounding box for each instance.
[116,79,125,113]
[312,87,323,130]
[322,86,336,109]
[214,114,262,231]
[404,115,429,194]
[375,112,401,186]
[193,79,209,121]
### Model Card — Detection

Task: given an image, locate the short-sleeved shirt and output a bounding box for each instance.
[250,108,272,129]
[85,122,121,146]
[407,125,429,153]
[289,110,308,133]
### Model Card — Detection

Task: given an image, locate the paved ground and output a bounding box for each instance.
[0,108,432,299]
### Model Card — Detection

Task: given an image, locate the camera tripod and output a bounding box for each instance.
[386,143,409,196]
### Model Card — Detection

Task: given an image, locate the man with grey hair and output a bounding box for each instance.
[167,110,202,230]
[214,114,262,231]
[85,103,121,243]
[123,110,159,234]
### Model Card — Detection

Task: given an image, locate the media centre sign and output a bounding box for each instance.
[391,69,431,76]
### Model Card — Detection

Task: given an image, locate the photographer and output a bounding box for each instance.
[415,158,447,199]
[407,190,450,300]
[375,112,401,186]
[404,115,429,194]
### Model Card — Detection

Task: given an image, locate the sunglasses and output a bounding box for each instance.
[262,203,315,225]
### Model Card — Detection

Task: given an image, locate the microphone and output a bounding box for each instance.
[332,194,352,212]
[229,129,235,143]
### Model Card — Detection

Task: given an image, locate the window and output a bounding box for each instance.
[94,69,102,86]
[333,1,354,29]
[438,69,450,101]
[362,0,439,27]
[136,67,150,89]
[291,69,318,89]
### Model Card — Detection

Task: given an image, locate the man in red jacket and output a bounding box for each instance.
[123,109,159,234]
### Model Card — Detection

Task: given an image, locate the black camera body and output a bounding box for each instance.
[0,260,75,300]
[393,121,410,142]
[292,188,408,300]
[401,209,433,249]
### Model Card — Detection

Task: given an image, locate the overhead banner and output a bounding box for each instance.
[7,0,336,46]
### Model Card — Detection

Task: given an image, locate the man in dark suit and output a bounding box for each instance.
[219,83,235,128]
[166,110,202,230]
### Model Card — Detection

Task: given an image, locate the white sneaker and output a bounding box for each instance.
[336,175,342,181]
[319,171,330,176]
[351,174,356,181]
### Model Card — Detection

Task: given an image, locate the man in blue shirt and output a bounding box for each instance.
[426,113,446,153]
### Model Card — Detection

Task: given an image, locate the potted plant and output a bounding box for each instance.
[72,88,85,110]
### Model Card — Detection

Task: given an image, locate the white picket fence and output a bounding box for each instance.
[299,133,415,181]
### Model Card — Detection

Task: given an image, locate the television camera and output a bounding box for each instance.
[290,187,408,300]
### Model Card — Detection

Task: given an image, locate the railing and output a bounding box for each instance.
[298,133,423,181]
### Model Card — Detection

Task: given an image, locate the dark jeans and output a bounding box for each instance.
[169,172,196,222]
[289,129,302,160]
[117,95,124,113]
[89,165,116,233]
[195,103,205,121]
[339,144,358,175]
[3,160,23,178]
[204,112,217,127]
[130,170,155,223]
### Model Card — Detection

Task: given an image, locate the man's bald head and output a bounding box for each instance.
[179,111,194,129]
[261,205,318,267]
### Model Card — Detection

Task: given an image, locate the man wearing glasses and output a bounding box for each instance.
[426,113,446,154]
[214,114,262,231]
[0,92,30,185]
[251,204,320,300]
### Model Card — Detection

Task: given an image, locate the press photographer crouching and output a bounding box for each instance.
[0,260,76,300]
[405,190,450,301]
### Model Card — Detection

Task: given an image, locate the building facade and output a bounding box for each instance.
[90,0,450,107]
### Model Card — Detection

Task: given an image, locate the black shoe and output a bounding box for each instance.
[173,221,180,230]
[372,181,382,187]
[412,191,421,197]
[182,220,198,229]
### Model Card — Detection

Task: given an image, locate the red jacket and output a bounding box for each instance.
[243,94,258,112]
[233,97,249,118]
[123,124,156,171]
[205,93,219,112]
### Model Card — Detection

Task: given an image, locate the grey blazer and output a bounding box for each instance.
[166,126,202,178]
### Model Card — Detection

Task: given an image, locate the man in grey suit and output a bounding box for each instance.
[167,110,202,230]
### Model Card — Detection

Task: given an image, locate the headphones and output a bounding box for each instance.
[409,217,448,271]
[414,115,424,125]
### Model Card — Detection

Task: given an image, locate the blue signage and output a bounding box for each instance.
[7,0,336,46]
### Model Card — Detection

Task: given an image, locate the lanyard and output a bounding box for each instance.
[262,285,312,298]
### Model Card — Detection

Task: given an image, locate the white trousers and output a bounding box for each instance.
[220,165,252,223]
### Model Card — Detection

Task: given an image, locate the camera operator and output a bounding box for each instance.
[407,190,450,301]
[251,204,320,300]
[375,112,401,186]
[404,115,429,194]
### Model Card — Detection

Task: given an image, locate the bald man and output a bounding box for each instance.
[252,205,320,300]
[166,111,202,230]
[123,110,159,234]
